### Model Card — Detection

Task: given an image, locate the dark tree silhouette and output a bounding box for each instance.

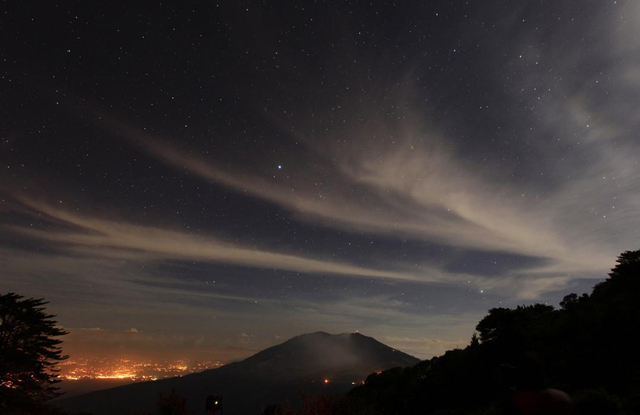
[333,249,640,415]
[157,389,194,415]
[125,389,193,415]
[0,292,68,414]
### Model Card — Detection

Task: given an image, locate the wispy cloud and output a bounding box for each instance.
[94,88,636,301]
[68,327,104,332]
[5,197,458,283]
[82,3,640,302]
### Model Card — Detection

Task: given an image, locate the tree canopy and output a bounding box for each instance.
[331,249,640,414]
[0,292,68,414]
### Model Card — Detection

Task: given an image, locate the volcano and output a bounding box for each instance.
[58,332,419,415]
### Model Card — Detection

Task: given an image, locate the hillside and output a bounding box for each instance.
[337,250,640,415]
[58,332,419,415]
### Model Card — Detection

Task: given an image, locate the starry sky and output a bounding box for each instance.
[1,1,639,362]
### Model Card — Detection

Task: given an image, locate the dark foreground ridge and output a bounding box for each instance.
[337,250,640,415]
[58,332,419,415]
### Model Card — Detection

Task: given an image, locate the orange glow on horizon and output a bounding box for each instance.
[58,358,222,382]
[95,373,136,380]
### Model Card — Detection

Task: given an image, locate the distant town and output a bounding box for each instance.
[58,358,222,381]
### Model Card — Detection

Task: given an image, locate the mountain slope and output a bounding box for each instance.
[58,332,419,415]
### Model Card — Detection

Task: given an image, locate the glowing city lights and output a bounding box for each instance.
[58,358,221,382]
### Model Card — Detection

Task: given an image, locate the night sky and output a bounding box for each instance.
[2,1,639,362]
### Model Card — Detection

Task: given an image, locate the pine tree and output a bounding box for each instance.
[0,292,68,414]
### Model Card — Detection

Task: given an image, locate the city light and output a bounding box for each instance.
[58,358,222,382]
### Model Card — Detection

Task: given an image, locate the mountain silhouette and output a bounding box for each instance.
[58,332,419,415]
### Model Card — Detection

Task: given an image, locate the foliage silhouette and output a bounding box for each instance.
[0,292,68,414]
[157,389,193,415]
[262,401,297,415]
[125,389,193,415]
[328,249,640,414]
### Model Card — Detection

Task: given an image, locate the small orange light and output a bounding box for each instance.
[324,379,329,384]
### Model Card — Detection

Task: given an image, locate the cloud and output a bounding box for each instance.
[5,197,458,285]
[92,91,634,301]
[79,3,640,303]
[68,327,104,332]
[61,327,263,361]
[3,194,580,309]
